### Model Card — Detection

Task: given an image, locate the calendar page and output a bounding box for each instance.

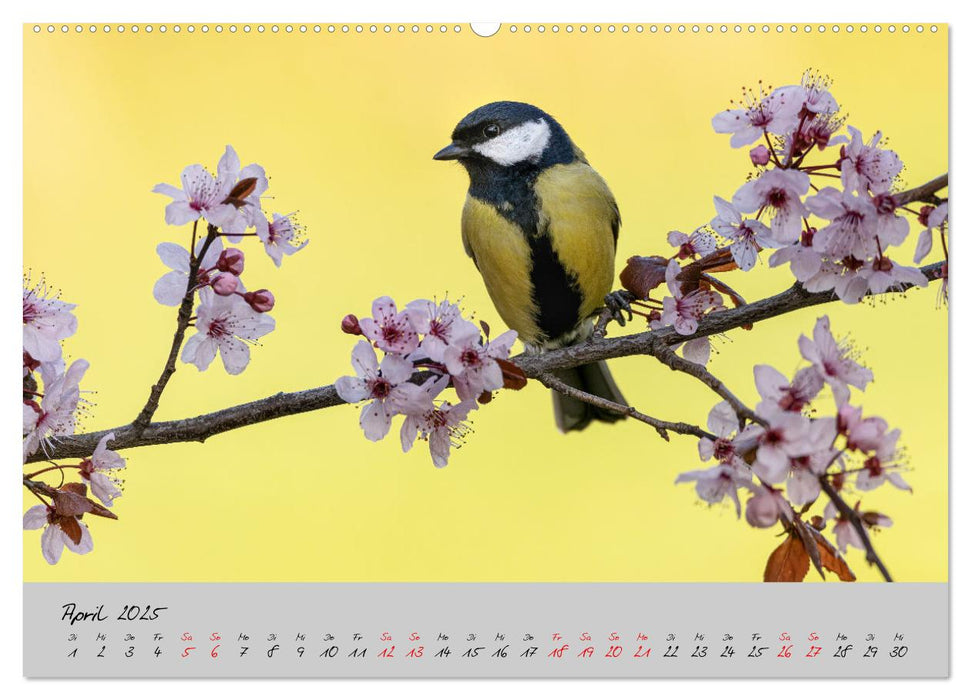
[21,21,948,679]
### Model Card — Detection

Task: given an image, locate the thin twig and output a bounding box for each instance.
[26,260,944,464]
[537,372,715,441]
[131,224,218,432]
[652,343,766,426]
[894,173,948,206]
[818,478,893,582]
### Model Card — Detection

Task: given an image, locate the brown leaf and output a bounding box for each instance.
[619,256,668,299]
[53,489,92,517]
[809,529,857,582]
[497,358,528,390]
[56,516,83,545]
[763,533,811,582]
[224,177,257,207]
[52,486,118,520]
[791,517,825,580]
[61,482,88,497]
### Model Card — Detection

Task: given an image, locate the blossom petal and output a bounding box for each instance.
[23,505,48,530]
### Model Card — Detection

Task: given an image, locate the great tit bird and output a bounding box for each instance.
[434,101,626,432]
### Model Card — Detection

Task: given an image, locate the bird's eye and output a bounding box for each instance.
[483,124,501,139]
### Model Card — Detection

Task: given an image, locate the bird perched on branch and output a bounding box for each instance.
[434,101,626,432]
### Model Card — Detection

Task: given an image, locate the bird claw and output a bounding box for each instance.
[603,290,635,327]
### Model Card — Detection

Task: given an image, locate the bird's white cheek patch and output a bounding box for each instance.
[472,119,552,166]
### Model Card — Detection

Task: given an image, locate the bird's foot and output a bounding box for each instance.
[595,290,636,337]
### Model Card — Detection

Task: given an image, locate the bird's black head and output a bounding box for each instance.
[433,101,577,173]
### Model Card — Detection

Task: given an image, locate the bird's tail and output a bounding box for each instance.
[551,360,627,433]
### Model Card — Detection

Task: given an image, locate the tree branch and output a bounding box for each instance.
[131,224,218,432]
[26,259,943,463]
[537,372,715,441]
[819,478,893,582]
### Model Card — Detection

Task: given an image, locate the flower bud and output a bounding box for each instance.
[211,273,239,296]
[749,144,771,166]
[745,490,781,528]
[216,248,245,276]
[341,314,362,335]
[243,289,275,313]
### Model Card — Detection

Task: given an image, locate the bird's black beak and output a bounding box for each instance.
[433,143,470,161]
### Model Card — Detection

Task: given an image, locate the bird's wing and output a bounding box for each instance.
[534,161,620,322]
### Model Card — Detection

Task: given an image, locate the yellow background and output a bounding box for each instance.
[24,24,947,582]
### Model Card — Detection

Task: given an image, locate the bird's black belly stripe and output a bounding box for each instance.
[466,161,583,343]
[528,234,583,342]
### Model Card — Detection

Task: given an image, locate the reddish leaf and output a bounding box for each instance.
[497,358,528,390]
[53,486,117,520]
[763,533,811,582]
[477,390,493,405]
[809,528,857,582]
[223,177,257,207]
[61,482,88,496]
[619,256,668,299]
[56,516,83,545]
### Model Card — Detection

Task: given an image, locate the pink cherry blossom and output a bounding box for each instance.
[802,260,870,305]
[839,404,889,452]
[359,297,420,355]
[732,169,810,243]
[768,230,824,282]
[675,463,751,517]
[405,299,479,363]
[753,364,823,416]
[914,203,947,264]
[152,237,225,306]
[750,412,814,484]
[255,213,308,267]
[696,401,761,471]
[711,84,806,147]
[23,280,78,364]
[23,505,94,565]
[667,229,716,260]
[785,419,839,506]
[444,327,518,401]
[659,260,724,335]
[23,359,89,461]
[806,187,879,261]
[152,146,243,228]
[335,341,435,441]
[710,196,776,270]
[857,257,928,296]
[180,290,275,375]
[799,72,839,115]
[79,432,126,506]
[824,501,893,553]
[400,392,478,468]
[854,428,912,492]
[798,316,873,405]
[840,126,903,194]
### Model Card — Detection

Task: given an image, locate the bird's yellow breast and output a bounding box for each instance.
[461,160,619,347]
[461,197,543,343]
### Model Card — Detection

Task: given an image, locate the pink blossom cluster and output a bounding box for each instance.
[641,72,946,368]
[676,315,905,555]
[22,279,126,564]
[711,72,936,301]
[335,297,517,467]
[153,146,308,374]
